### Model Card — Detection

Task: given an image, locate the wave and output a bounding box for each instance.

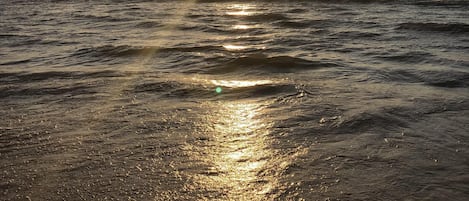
[72,45,226,58]
[365,69,469,88]
[176,24,267,35]
[0,84,95,98]
[0,70,125,84]
[275,19,338,29]
[0,32,79,48]
[72,45,151,57]
[0,59,32,66]
[132,80,297,99]
[397,22,469,34]
[424,71,469,88]
[220,83,297,98]
[133,80,184,94]
[205,54,339,74]
[0,34,27,38]
[229,13,290,22]
[331,31,381,39]
[328,98,469,133]
[72,13,133,22]
[412,0,469,7]
[134,21,162,29]
[286,8,308,14]
[273,20,312,29]
[332,109,409,132]
[375,51,434,63]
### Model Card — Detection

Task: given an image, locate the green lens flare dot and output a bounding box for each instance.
[215,87,222,94]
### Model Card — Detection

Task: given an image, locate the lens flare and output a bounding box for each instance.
[215,86,222,94]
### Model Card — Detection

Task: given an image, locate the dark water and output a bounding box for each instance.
[1,0,469,200]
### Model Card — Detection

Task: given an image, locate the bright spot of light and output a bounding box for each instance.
[211,80,272,88]
[233,25,251,30]
[223,44,248,51]
[226,10,252,16]
[215,86,222,94]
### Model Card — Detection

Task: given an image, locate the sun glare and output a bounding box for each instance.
[233,25,251,30]
[183,99,275,199]
[223,44,248,51]
[210,79,272,88]
[226,4,256,16]
[226,10,252,16]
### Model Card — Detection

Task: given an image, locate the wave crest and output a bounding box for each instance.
[397,22,469,34]
[206,54,338,74]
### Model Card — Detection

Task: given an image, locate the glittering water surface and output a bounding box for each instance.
[1,0,469,200]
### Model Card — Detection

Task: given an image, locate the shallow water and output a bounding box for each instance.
[1,0,469,200]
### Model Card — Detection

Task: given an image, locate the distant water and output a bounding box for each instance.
[1,0,468,200]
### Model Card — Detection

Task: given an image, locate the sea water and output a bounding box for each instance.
[1,0,468,200]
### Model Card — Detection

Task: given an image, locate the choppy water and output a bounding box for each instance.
[1,0,469,200]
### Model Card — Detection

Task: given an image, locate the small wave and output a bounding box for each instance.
[424,71,469,88]
[0,34,24,38]
[206,54,338,74]
[0,70,124,84]
[273,20,311,29]
[4,37,79,47]
[72,45,155,58]
[331,31,381,39]
[332,110,409,132]
[0,59,32,66]
[72,14,133,22]
[366,69,469,88]
[232,13,290,22]
[220,83,297,99]
[209,26,266,35]
[0,84,95,98]
[286,8,308,14]
[133,80,216,99]
[132,80,296,99]
[133,81,183,93]
[273,19,341,29]
[397,22,469,34]
[134,21,162,29]
[72,45,225,58]
[177,24,265,35]
[375,51,433,63]
[0,34,43,47]
[412,0,469,7]
[172,83,296,99]
[106,6,150,14]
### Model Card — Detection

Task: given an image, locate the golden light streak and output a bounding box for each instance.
[226,10,252,16]
[223,44,248,51]
[233,25,251,30]
[210,79,272,88]
[226,4,256,16]
[189,101,273,199]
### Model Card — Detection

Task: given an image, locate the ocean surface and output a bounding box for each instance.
[1,0,469,200]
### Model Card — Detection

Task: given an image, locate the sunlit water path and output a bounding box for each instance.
[1,0,468,200]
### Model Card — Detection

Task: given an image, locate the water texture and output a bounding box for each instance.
[1,0,468,200]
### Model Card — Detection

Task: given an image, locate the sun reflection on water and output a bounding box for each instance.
[226,4,256,16]
[211,79,272,88]
[226,10,252,16]
[222,44,248,51]
[190,100,274,200]
[184,3,277,199]
[233,24,251,30]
